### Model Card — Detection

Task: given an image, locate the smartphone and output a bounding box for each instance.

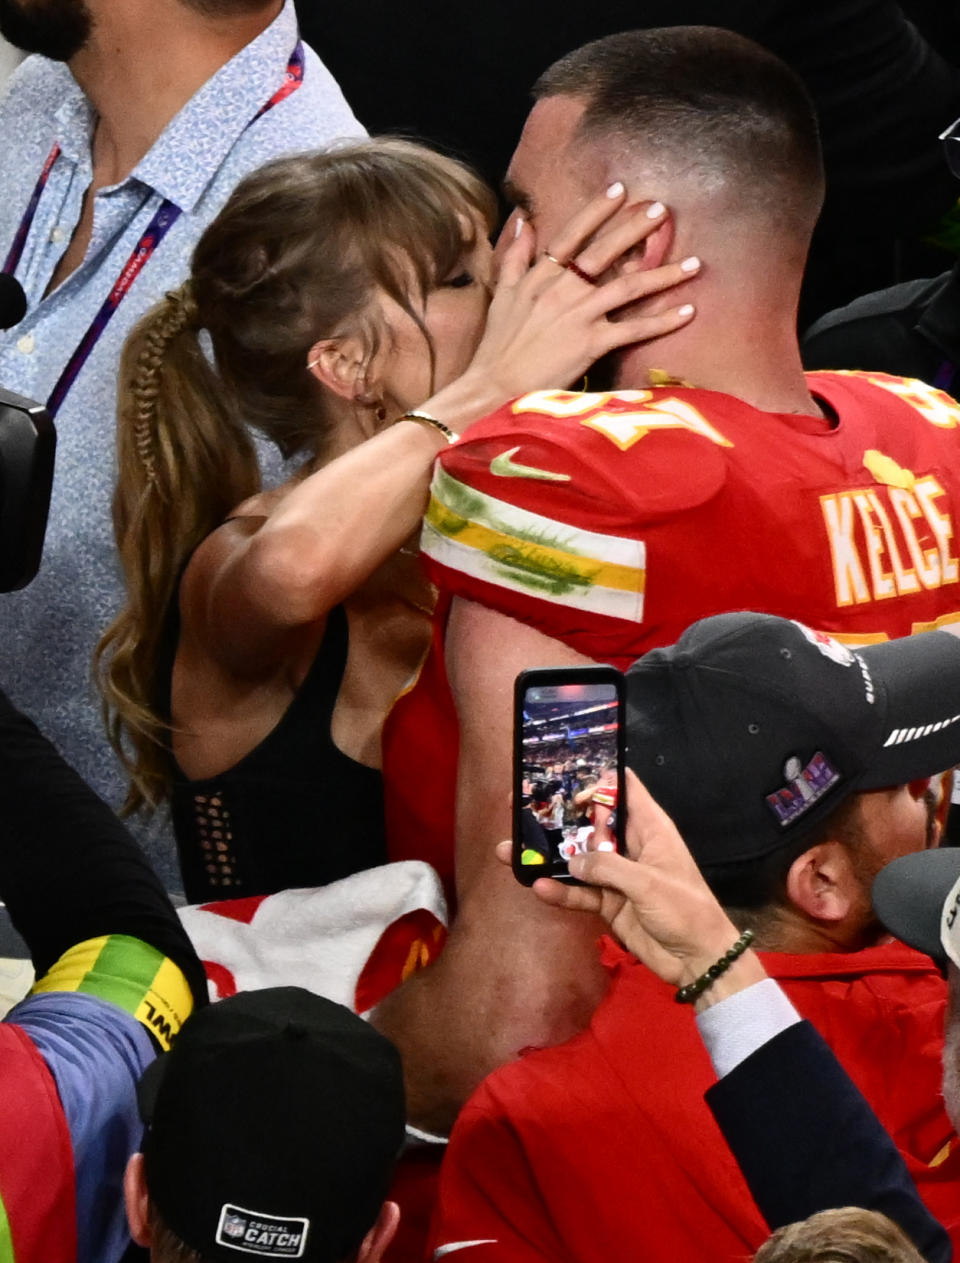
[512,665,626,885]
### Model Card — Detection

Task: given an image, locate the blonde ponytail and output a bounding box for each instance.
[95,286,259,814]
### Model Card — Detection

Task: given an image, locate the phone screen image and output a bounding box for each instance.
[513,667,625,885]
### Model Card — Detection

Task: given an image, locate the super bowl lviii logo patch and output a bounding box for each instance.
[216,1204,308,1257]
[766,752,842,828]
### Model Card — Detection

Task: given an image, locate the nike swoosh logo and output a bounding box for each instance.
[434,1242,499,1258]
[489,446,571,482]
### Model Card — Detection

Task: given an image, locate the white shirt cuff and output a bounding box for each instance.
[696,977,801,1079]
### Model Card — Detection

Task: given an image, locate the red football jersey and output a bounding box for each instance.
[421,372,960,666]
[430,941,960,1263]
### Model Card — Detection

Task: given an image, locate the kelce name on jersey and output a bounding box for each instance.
[821,473,959,605]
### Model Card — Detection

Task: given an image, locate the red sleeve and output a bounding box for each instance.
[420,389,727,665]
[429,1092,573,1262]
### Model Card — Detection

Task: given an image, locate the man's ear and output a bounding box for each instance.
[124,1153,152,1248]
[784,841,859,925]
[354,1201,400,1262]
[307,333,370,402]
[614,205,676,276]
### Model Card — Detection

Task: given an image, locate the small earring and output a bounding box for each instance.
[375,404,386,422]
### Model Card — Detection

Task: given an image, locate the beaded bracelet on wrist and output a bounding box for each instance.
[674,929,755,1004]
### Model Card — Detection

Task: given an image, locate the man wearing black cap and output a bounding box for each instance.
[481,769,952,1263]
[618,611,956,953]
[123,987,405,1263]
[430,614,960,1262]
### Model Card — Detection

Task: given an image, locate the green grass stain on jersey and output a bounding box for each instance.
[487,542,597,597]
[430,470,490,531]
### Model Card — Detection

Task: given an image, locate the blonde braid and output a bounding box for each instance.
[101,283,259,814]
[130,284,200,484]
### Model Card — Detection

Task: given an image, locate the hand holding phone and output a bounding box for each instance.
[525,769,766,1005]
[512,666,626,885]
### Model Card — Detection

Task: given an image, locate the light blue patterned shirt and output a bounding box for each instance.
[0,4,363,849]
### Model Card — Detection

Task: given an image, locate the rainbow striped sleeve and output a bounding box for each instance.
[30,935,193,1051]
[422,463,647,624]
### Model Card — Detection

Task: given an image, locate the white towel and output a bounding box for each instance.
[178,860,448,1013]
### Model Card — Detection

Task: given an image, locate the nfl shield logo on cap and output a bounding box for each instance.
[222,1213,247,1241]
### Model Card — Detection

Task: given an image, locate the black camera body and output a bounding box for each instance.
[0,387,56,592]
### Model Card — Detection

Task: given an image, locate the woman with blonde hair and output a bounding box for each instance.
[96,138,697,901]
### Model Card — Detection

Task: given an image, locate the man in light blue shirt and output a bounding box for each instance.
[0,0,362,860]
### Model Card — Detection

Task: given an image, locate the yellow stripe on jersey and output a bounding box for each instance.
[31,934,193,1051]
[826,610,960,644]
[424,465,646,622]
[426,506,644,593]
[824,630,892,646]
[929,1138,956,1169]
[911,610,960,635]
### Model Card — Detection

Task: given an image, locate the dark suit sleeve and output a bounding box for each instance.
[705,1021,951,1263]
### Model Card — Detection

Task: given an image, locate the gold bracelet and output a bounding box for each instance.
[397,410,457,446]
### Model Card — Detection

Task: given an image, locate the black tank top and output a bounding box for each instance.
[170,605,387,903]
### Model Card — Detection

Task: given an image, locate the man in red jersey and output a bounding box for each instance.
[376,26,960,1133]
[430,614,960,1261]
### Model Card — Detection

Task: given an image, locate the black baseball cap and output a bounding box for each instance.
[872,848,960,969]
[138,987,406,1263]
[625,612,960,869]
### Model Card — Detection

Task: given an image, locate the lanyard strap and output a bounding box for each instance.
[2,143,61,276]
[252,39,304,121]
[46,199,184,415]
[4,41,305,418]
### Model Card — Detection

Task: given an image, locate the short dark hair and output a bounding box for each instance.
[534,26,824,231]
